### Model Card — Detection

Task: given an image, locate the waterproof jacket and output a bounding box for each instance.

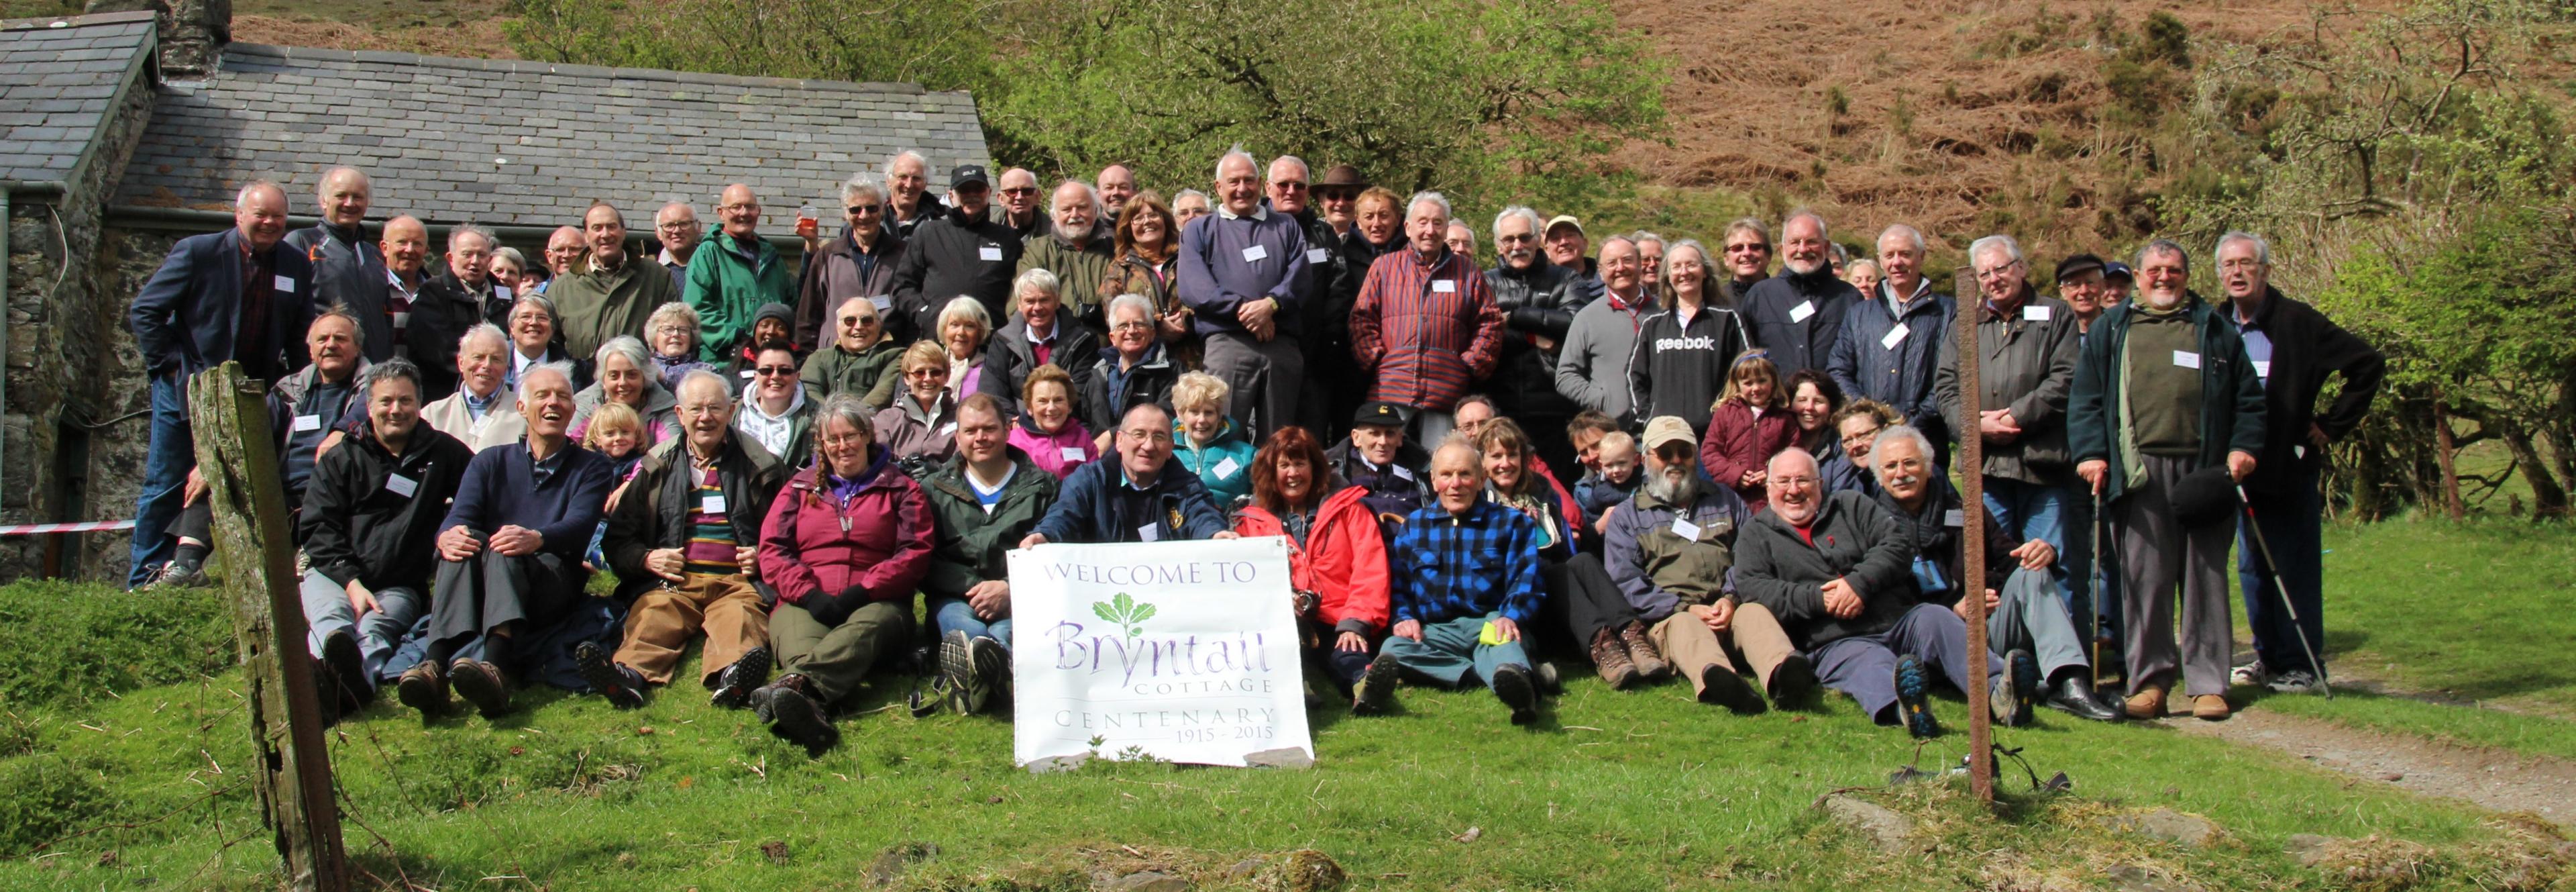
[570,378,681,447]
[872,391,959,465]
[1175,418,1258,507]
[266,361,368,506]
[1740,266,1859,378]
[891,204,1023,342]
[1556,289,1656,422]
[1700,399,1794,512]
[284,222,387,317]
[1603,482,1754,622]
[1296,209,1362,366]
[2222,287,2385,499]
[792,229,905,348]
[1008,413,1099,479]
[129,228,316,381]
[1874,477,2019,609]
[1935,289,2080,484]
[1734,491,1919,652]
[1827,279,1955,445]
[1350,246,1503,411]
[735,389,816,470]
[1485,257,1585,423]
[1020,223,1118,333]
[1103,251,1183,320]
[551,252,681,362]
[1080,343,1179,436]
[602,433,788,599]
[757,446,934,607]
[1236,485,1391,634]
[299,422,475,591]
[1032,458,1230,544]
[1628,301,1752,432]
[914,450,1059,601]
[683,228,796,361]
[977,315,1102,418]
[2067,294,2267,501]
[1324,437,1432,522]
[800,338,904,409]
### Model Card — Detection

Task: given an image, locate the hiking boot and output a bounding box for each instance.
[1620,622,1670,679]
[395,660,448,717]
[1491,663,1539,726]
[710,646,771,710]
[140,560,209,591]
[1993,649,2039,727]
[1893,654,1939,738]
[308,656,344,728]
[1588,626,1640,689]
[319,628,373,710]
[448,658,513,717]
[2044,674,2123,722]
[2123,685,2167,720]
[576,641,645,711]
[1350,652,1399,716]
[969,636,1010,710]
[767,683,839,756]
[2192,693,2232,721]
[1768,654,1819,709]
[1534,661,1563,695]
[2267,668,2320,693]
[2229,660,2267,688]
[1696,662,1764,715]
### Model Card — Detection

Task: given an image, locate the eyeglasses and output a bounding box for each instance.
[847,204,883,215]
[719,203,759,213]
[1110,319,1152,332]
[755,366,796,377]
[1497,233,1536,243]
[1976,260,2025,281]
[840,315,878,328]
[1271,181,1308,191]
[1121,429,1175,443]
[1000,187,1037,197]
[1725,243,1768,254]
[653,324,692,336]
[906,366,949,379]
[820,433,869,448]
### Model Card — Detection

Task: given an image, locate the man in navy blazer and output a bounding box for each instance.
[125,180,316,587]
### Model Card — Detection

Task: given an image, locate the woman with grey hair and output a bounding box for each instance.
[645,301,714,392]
[936,295,995,399]
[977,267,1100,417]
[571,334,680,445]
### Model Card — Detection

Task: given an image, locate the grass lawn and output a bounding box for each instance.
[3,563,2569,890]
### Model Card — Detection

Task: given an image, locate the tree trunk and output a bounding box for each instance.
[2499,422,2570,519]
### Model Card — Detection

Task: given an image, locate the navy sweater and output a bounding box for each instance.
[439,440,617,563]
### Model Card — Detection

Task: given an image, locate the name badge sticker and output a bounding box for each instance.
[293,414,322,432]
[1306,248,1328,264]
[1214,456,1241,479]
[978,246,1004,262]
[701,493,729,515]
[1138,524,1162,543]
[1060,446,1086,462]
[2174,350,2202,369]
[1241,244,1269,262]
[2253,360,2271,379]
[2023,305,2052,321]
[1943,509,1964,528]
[1670,517,1702,541]
[1880,326,1907,350]
[1788,300,1815,323]
[385,473,418,498]
[870,295,893,312]
[275,275,296,293]
[1432,279,1456,293]
[937,422,958,436]
[1392,465,1415,481]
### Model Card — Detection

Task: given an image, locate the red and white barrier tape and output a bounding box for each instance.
[0,519,135,537]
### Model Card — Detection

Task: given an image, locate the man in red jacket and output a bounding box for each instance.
[1349,191,1503,448]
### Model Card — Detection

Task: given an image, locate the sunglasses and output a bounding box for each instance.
[847,204,882,215]
[1000,187,1038,197]
[755,366,796,377]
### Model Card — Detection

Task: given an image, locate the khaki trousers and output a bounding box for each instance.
[616,573,769,686]
[1649,601,1797,697]
[770,599,914,703]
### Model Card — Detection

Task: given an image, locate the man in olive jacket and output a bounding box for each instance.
[551,202,681,361]
[1935,234,2086,617]
[912,394,1061,714]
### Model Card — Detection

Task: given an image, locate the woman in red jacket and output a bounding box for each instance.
[753,393,934,754]
[1700,350,1793,512]
[1233,426,1395,713]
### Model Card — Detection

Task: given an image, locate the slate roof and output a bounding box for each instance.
[0,11,157,186]
[116,43,991,231]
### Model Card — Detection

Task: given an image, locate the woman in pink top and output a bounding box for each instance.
[1005,364,1096,479]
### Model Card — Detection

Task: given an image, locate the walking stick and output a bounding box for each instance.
[2233,485,2334,699]
[2090,489,2104,690]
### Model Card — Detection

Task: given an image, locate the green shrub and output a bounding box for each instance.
[0,581,233,712]
[0,754,107,856]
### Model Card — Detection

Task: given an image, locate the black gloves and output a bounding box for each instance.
[802,583,871,628]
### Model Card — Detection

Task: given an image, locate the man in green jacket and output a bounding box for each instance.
[2069,238,2265,723]
[551,201,681,360]
[684,184,796,362]
[913,393,1061,715]
[1020,179,1116,334]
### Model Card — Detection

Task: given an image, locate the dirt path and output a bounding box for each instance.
[2164,708,2576,826]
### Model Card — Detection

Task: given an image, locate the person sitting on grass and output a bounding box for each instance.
[1602,416,1815,713]
[404,363,616,720]
[586,371,788,712]
[296,358,474,724]
[873,340,962,466]
[752,394,934,754]
[1870,425,2121,724]
[1822,399,1900,495]
[918,393,1060,716]
[1006,364,1097,480]
[1479,417,1662,689]
[1233,426,1392,713]
[1574,429,1643,536]
[1171,371,1258,507]
[1020,403,1236,548]
[1733,448,2028,737]
[1373,439,1550,725]
[1326,401,1432,534]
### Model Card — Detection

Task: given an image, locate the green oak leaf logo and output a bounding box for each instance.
[1090,592,1157,640]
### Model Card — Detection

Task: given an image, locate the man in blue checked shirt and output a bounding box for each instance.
[1362,440,1550,724]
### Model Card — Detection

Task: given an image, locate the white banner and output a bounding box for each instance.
[1007,537,1313,768]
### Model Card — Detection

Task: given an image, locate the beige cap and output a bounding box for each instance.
[1544,214,1584,236]
[1641,416,1695,450]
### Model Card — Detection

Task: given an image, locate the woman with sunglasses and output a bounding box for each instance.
[872,340,963,464]
[792,175,907,350]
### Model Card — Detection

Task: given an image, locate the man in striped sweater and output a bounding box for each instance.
[1349,192,1504,448]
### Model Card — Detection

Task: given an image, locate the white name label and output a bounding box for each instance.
[1391,465,1415,481]
[1880,326,1907,350]
[2253,360,2271,379]
[1788,301,1815,323]
[292,414,322,432]
[700,493,728,515]
[979,246,1004,262]
[1943,509,1964,528]
[1060,446,1086,462]
[1213,456,1240,479]
[938,422,958,436]
[1670,517,1702,542]
[1306,248,1328,264]
[1138,524,1162,543]
[2174,350,2202,369]
[2023,305,2052,321]
[1432,279,1456,293]
[275,275,296,293]
[871,295,892,312]
[1241,244,1268,262]
[385,473,418,498]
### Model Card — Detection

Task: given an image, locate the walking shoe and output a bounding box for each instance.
[969,636,1010,709]
[139,560,209,591]
[767,683,840,756]
[575,641,645,711]
[1696,663,1764,715]
[2192,693,2232,721]
[1535,661,1563,695]
[308,656,344,728]
[319,628,374,710]
[395,660,448,717]
[1993,649,2039,727]
[1588,626,1640,689]
[447,658,513,717]
[1893,654,1939,738]
[2229,660,2267,687]
[1768,654,1819,710]
[937,630,975,713]
[2044,674,2123,722]
[1619,621,1670,679]
[1350,652,1399,716]
[2123,685,2167,720]
[1491,663,1540,726]
[710,646,771,710]
[2267,668,2321,693]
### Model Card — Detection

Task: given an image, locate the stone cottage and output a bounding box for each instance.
[1,2,991,583]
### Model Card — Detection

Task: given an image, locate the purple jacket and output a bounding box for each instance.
[1175,207,1309,339]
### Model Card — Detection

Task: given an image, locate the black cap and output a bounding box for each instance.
[2169,465,2241,528]
[1354,401,1409,428]
[949,165,989,189]
[2102,260,2134,282]
[2055,252,2106,283]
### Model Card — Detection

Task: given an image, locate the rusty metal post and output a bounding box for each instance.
[187,362,350,891]
[1953,266,1994,803]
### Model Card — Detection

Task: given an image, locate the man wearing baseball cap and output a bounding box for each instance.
[1542,215,1605,305]
[2100,261,2134,307]
[890,164,1023,342]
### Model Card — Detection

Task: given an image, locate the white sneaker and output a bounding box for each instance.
[2267,669,2320,693]
[2229,662,2267,687]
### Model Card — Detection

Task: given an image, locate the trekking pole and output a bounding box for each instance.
[2233,485,2333,699]
[2090,489,2104,691]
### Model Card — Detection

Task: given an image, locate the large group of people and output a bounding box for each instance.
[121,147,2385,752]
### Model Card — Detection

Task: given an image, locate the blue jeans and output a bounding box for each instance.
[932,597,1013,652]
[129,373,195,587]
[299,575,425,689]
[2239,465,2324,675]
[1380,613,1529,690]
[1982,477,2081,624]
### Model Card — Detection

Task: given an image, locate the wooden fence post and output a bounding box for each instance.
[1953,266,1994,803]
[186,361,350,892]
